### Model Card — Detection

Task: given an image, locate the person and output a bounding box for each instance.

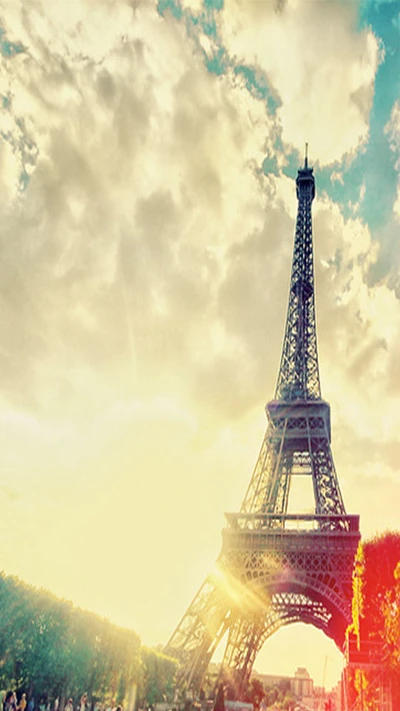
[18,696,26,711]
[4,693,13,711]
[65,700,73,711]
[5,693,17,711]
[79,695,88,711]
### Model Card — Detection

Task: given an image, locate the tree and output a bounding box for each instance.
[263,686,278,707]
[139,647,178,706]
[244,678,265,709]
[0,571,144,705]
[359,533,400,637]
[350,532,400,707]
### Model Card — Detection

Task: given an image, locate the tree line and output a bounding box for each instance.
[5,529,400,711]
[348,531,400,708]
[212,676,297,711]
[0,572,178,709]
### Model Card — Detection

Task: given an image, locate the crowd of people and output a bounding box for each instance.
[2,692,123,711]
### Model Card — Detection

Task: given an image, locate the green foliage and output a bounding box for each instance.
[139,647,178,706]
[0,572,177,707]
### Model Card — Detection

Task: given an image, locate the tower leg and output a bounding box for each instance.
[165,573,234,692]
[221,615,268,698]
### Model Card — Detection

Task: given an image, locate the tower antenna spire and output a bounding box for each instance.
[305,141,308,168]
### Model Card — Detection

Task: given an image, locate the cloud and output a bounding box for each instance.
[0,3,276,419]
[0,0,388,432]
[191,198,294,417]
[0,485,20,500]
[358,99,400,292]
[180,0,204,11]
[385,98,400,221]
[312,197,400,411]
[218,0,380,164]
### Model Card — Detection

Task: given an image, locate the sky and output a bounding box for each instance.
[0,0,399,693]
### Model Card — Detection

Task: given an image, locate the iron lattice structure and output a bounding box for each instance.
[164,157,360,697]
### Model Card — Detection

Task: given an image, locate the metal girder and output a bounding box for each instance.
[164,159,360,697]
[164,575,233,690]
[275,166,319,402]
[221,592,333,692]
[240,401,345,518]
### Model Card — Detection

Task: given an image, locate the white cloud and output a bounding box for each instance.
[2,0,133,61]
[385,98,400,221]
[180,0,204,12]
[313,198,399,409]
[385,99,400,163]
[0,136,21,204]
[218,0,380,164]
[0,3,277,419]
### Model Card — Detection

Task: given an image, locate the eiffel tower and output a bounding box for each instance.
[165,150,360,697]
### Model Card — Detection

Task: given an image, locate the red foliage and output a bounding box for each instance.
[358,531,400,643]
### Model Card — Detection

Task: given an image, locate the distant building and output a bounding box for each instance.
[293,667,313,698]
[253,667,314,706]
[253,671,292,688]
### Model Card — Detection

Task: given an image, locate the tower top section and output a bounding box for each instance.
[274,153,321,401]
[296,144,315,201]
